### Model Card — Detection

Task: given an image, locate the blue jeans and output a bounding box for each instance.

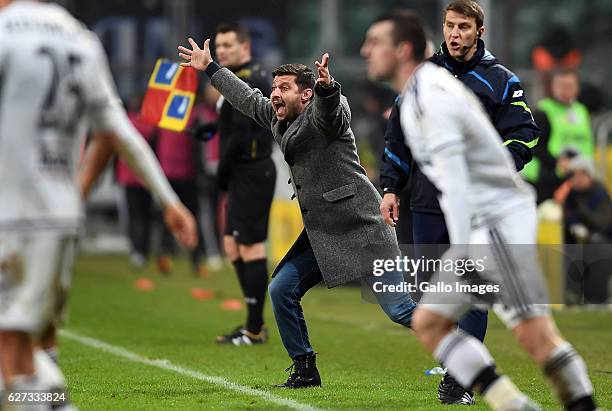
[268,247,416,359]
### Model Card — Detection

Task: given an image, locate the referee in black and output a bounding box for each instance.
[205,23,276,345]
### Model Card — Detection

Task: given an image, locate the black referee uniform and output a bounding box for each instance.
[216,60,276,340]
[218,61,276,245]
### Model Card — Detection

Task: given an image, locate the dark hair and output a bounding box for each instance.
[543,68,580,98]
[216,22,250,43]
[373,11,427,61]
[272,64,316,91]
[444,0,485,29]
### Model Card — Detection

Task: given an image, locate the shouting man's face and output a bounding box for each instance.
[270,75,312,122]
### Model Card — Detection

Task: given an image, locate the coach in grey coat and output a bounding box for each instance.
[179,38,415,387]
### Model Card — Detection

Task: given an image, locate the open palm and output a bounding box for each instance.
[178,38,212,71]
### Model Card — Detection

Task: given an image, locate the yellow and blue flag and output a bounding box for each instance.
[141,59,198,132]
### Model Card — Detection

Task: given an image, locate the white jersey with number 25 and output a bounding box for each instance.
[0,1,153,233]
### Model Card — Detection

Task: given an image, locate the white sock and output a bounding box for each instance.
[433,329,495,390]
[483,376,537,411]
[543,343,594,407]
[33,348,66,389]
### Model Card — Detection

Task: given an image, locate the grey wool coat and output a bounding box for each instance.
[208,65,401,288]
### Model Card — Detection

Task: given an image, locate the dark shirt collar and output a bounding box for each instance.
[228,60,252,73]
[438,38,486,74]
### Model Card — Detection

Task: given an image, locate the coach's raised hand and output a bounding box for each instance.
[315,53,332,86]
[178,38,212,71]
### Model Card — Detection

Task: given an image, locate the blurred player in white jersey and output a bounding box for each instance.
[371,12,596,411]
[0,0,197,408]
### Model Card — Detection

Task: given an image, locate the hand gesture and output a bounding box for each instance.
[380,193,400,227]
[315,53,332,86]
[178,38,212,71]
[164,202,198,249]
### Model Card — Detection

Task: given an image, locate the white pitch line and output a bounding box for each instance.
[60,330,323,411]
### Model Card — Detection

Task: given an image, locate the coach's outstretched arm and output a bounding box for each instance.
[179,38,274,130]
[312,53,351,135]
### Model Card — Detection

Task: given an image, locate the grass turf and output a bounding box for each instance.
[59,254,612,410]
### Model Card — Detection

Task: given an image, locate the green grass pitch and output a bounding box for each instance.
[59,255,612,410]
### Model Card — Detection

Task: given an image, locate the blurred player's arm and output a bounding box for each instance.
[311,53,351,135]
[380,101,412,226]
[85,37,197,249]
[105,122,197,249]
[79,133,115,200]
[179,38,274,130]
[400,89,472,246]
[494,75,541,171]
[79,127,197,250]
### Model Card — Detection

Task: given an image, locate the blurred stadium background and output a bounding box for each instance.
[38,1,611,408]
[61,0,612,301]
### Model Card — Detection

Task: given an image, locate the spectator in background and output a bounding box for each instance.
[531,24,581,73]
[561,157,612,305]
[524,69,595,204]
[156,111,206,276]
[531,24,607,114]
[562,157,612,244]
[116,95,158,268]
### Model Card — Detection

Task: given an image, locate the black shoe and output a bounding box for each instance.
[438,373,475,405]
[274,353,321,388]
[230,327,269,346]
[215,325,244,344]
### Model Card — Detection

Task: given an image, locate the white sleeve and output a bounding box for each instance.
[402,85,472,246]
[84,36,178,207]
[430,145,471,246]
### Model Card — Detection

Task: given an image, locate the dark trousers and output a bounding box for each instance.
[269,246,416,359]
[412,211,488,342]
[124,185,154,257]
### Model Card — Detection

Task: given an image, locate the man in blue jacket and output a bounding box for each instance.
[363,0,540,405]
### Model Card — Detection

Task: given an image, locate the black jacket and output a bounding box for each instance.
[380,40,541,213]
[217,61,273,187]
[564,181,612,242]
